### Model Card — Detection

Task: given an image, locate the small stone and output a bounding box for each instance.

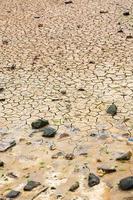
[123,11,130,16]
[126,35,133,39]
[38,24,43,27]
[116,151,132,161]
[24,181,41,191]
[2,40,8,45]
[60,89,66,95]
[69,181,79,192]
[7,172,18,179]
[100,10,108,14]
[51,152,63,159]
[78,88,85,91]
[106,103,117,116]
[88,173,100,187]
[0,161,4,167]
[42,127,57,137]
[0,88,4,93]
[31,119,49,129]
[0,139,16,152]
[65,0,73,4]
[65,153,75,160]
[0,99,5,102]
[6,190,20,198]
[59,133,69,139]
[97,165,116,174]
[10,64,16,70]
[119,176,133,190]
[118,28,123,33]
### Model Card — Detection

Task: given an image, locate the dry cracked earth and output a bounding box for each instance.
[0,0,133,199]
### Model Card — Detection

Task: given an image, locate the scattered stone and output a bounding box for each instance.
[31,119,49,129]
[126,35,133,39]
[60,89,66,95]
[78,88,85,91]
[10,64,16,70]
[59,133,69,139]
[69,181,79,192]
[88,173,100,187]
[7,172,18,179]
[24,181,41,191]
[6,190,20,198]
[123,11,130,16]
[118,28,123,33]
[0,139,16,152]
[65,153,75,160]
[100,10,108,14]
[65,0,73,4]
[0,98,5,102]
[0,161,4,167]
[119,176,133,190]
[97,165,116,174]
[89,60,95,64]
[42,127,57,137]
[106,103,117,116]
[116,151,132,161]
[2,40,8,45]
[38,24,43,27]
[0,88,4,93]
[51,152,63,159]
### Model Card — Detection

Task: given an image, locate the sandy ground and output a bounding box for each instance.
[0,0,133,199]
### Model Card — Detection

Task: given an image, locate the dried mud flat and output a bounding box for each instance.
[0,0,133,199]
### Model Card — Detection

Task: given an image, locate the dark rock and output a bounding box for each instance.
[38,24,43,27]
[59,133,69,139]
[100,10,108,14]
[119,176,133,190]
[60,89,66,95]
[6,190,20,198]
[97,165,116,173]
[69,181,79,192]
[0,88,4,93]
[0,139,16,152]
[118,28,123,33]
[65,153,75,160]
[51,152,63,159]
[116,151,132,161]
[2,40,8,45]
[106,103,117,116]
[65,0,73,4]
[0,99,5,102]
[88,173,100,187]
[10,64,16,70]
[0,161,4,167]
[78,88,85,91]
[7,172,18,179]
[123,11,130,16]
[24,181,41,191]
[31,119,49,129]
[42,127,57,137]
[126,35,133,39]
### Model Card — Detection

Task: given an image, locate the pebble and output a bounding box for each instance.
[119,176,133,190]
[0,139,16,152]
[60,89,66,95]
[69,181,79,192]
[6,190,20,198]
[123,11,130,16]
[42,127,57,137]
[116,151,132,161]
[97,165,116,174]
[65,0,73,4]
[0,161,4,167]
[88,173,100,187]
[31,119,49,129]
[106,103,117,116]
[65,153,75,160]
[24,180,41,191]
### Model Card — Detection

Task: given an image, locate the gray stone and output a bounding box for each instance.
[119,176,133,190]
[88,173,100,187]
[116,151,132,161]
[6,190,20,198]
[0,139,16,152]
[69,181,79,192]
[24,181,41,191]
[31,119,49,129]
[42,127,57,137]
[106,103,117,116]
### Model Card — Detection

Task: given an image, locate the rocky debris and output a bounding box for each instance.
[88,173,100,187]
[0,88,4,93]
[42,127,57,137]
[64,0,73,4]
[24,180,41,191]
[60,89,66,95]
[6,190,20,198]
[59,133,69,139]
[106,103,117,116]
[97,165,116,174]
[65,153,75,160]
[7,172,18,179]
[0,98,5,102]
[126,35,133,39]
[100,10,108,14]
[123,11,130,16]
[0,139,16,152]
[118,28,123,33]
[38,23,43,27]
[0,160,4,167]
[119,176,133,190]
[69,181,79,192]
[78,88,85,91]
[51,152,64,159]
[116,151,132,161]
[31,119,49,129]
[2,40,8,45]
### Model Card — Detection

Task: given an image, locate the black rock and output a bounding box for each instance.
[0,88,4,93]
[100,10,108,14]
[65,0,73,4]
[6,190,20,198]
[119,176,133,190]
[88,173,100,187]
[42,127,57,137]
[0,161,4,167]
[24,181,41,191]
[116,151,132,161]
[97,165,116,173]
[126,35,133,39]
[31,119,49,129]
[69,181,79,192]
[123,11,130,16]
[106,103,117,116]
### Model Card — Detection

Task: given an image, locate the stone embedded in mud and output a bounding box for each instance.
[97,165,116,174]
[42,127,57,137]
[24,181,41,191]
[119,176,133,190]
[65,153,75,160]
[0,139,16,152]
[31,119,49,129]
[69,181,79,192]
[0,161,4,167]
[116,151,132,161]
[88,173,100,187]
[6,190,20,198]
[106,103,117,116]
